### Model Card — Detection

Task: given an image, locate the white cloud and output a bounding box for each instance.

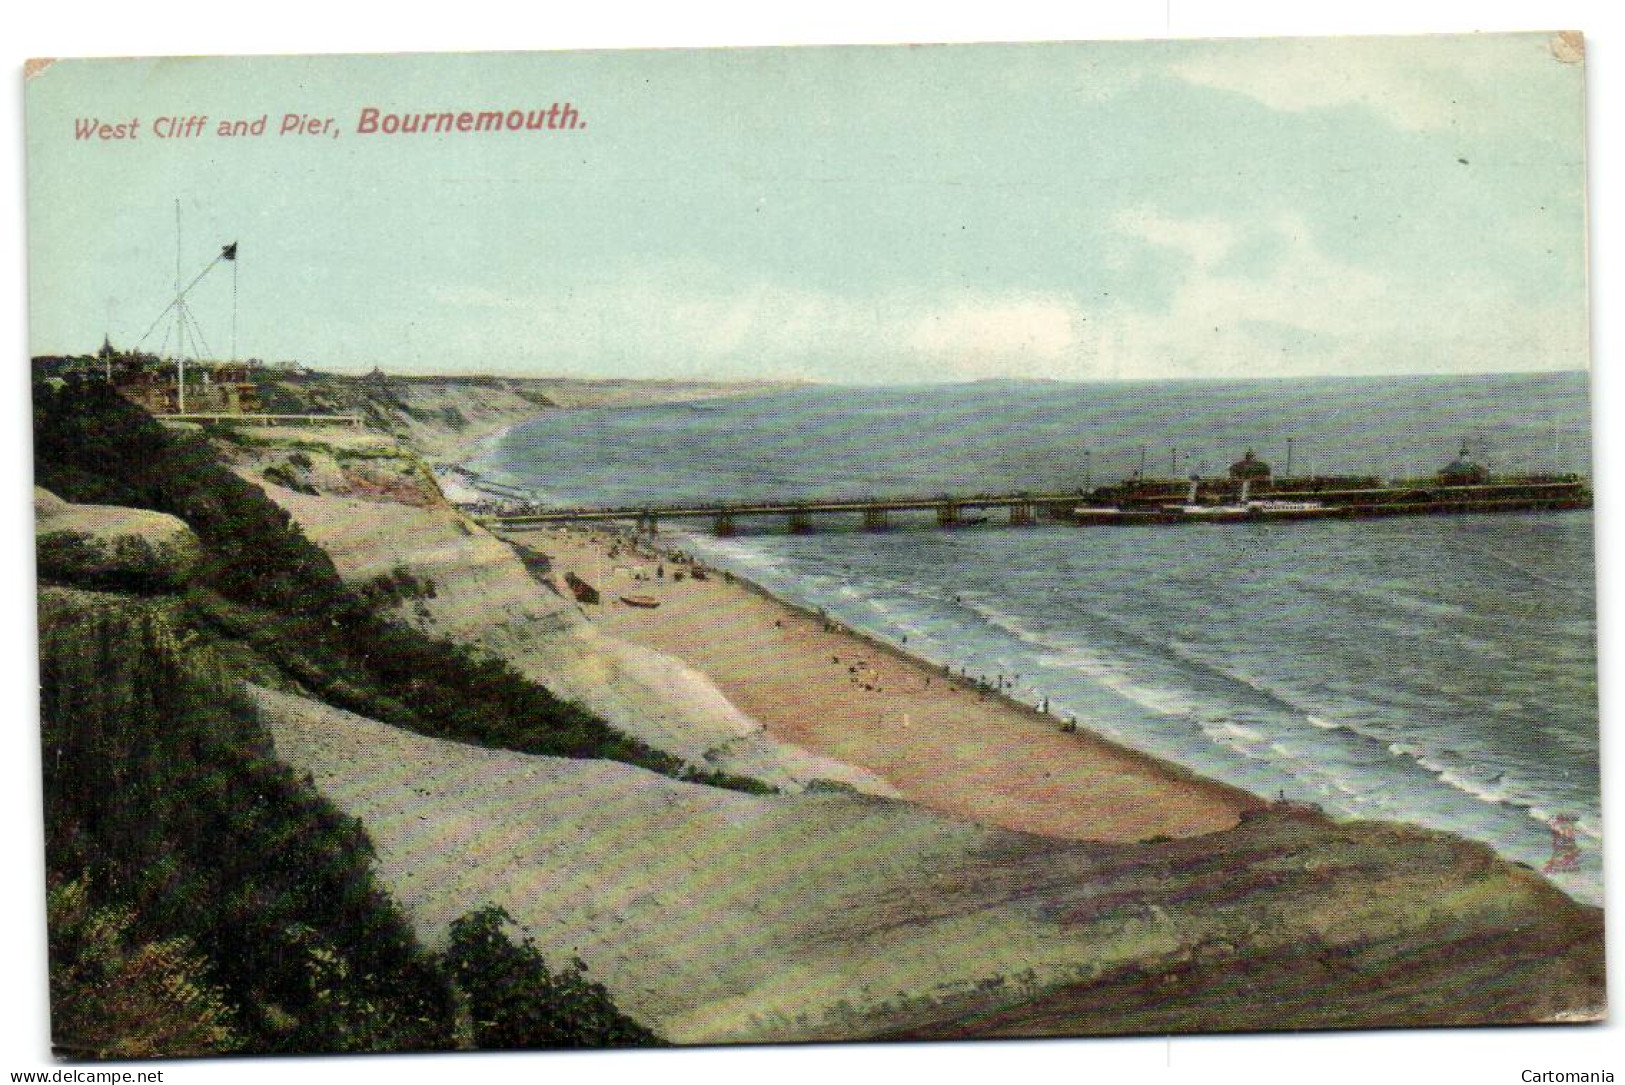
[905,298,1081,372]
[1171,43,1447,131]
[433,272,1091,381]
[1165,34,1574,134]
[1109,207,1243,268]
[421,220,1586,383]
[1096,207,1586,378]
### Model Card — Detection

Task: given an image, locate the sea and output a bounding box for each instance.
[470,372,1603,906]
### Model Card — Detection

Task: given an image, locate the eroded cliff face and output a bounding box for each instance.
[248,370,801,461]
[223,422,893,796]
[886,808,1607,1038]
[190,385,1604,1044]
[39,482,1601,1048]
[252,678,1605,1045]
[35,486,203,592]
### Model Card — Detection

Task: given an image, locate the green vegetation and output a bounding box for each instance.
[244,369,312,416]
[679,765,781,795]
[40,591,456,1053]
[31,377,700,1054]
[357,565,439,608]
[36,530,199,595]
[34,378,769,789]
[40,588,664,1055]
[36,380,345,618]
[48,877,242,1058]
[30,378,737,1053]
[447,907,661,1049]
[243,367,402,429]
[261,460,318,495]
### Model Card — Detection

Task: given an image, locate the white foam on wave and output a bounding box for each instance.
[1379,737,1603,843]
[678,528,1604,905]
[1205,720,1264,744]
[1436,769,1511,806]
[1161,641,1292,706]
[1314,574,1468,622]
[1019,638,1220,724]
[958,598,1067,653]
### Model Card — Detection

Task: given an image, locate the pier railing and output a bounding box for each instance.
[473,476,1590,535]
[161,412,365,428]
[477,489,1090,534]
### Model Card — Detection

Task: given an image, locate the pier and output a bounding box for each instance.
[475,475,1591,536]
[479,490,1085,535]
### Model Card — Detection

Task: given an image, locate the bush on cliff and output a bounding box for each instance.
[37,529,200,595]
[33,377,759,786]
[47,876,242,1059]
[446,907,662,1049]
[40,590,663,1055]
[39,591,457,1054]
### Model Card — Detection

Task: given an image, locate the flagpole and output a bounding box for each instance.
[175,199,185,415]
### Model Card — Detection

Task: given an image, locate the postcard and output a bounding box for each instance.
[24,33,1603,1061]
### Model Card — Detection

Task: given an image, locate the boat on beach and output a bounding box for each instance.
[564,571,600,604]
[620,593,661,609]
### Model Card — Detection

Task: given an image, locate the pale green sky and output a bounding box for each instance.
[25,34,1589,381]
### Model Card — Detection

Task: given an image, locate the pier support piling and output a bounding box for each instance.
[937,503,960,528]
[787,511,812,534]
[1009,503,1034,526]
[714,512,735,537]
[863,508,889,531]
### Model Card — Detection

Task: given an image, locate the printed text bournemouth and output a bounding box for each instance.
[356,104,581,134]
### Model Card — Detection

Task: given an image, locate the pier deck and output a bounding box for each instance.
[480,491,1083,534]
[476,479,1590,535]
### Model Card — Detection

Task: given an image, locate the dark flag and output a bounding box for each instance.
[222,242,238,260]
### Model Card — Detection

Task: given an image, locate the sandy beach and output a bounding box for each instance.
[214,404,1601,1041]
[503,523,1262,843]
[250,434,1258,840]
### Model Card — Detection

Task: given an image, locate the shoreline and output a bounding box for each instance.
[494,518,1263,844]
[709,545,1268,811]
[442,436,1598,902]
[190,398,1604,1038]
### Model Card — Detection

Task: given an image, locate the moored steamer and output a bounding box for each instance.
[1067,444,1590,526]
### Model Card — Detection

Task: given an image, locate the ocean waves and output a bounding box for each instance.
[675,516,1603,904]
[479,376,1601,905]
